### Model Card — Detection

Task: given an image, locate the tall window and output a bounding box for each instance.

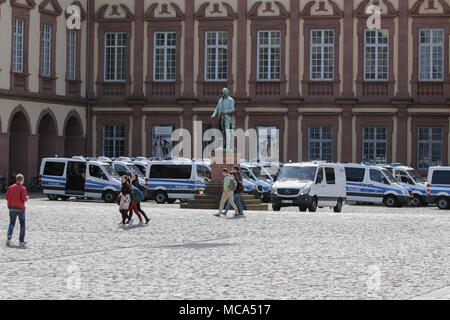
[364,29,388,81]
[419,29,444,81]
[362,127,387,164]
[41,24,52,77]
[308,127,332,161]
[154,32,176,81]
[102,125,125,158]
[418,127,443,169]
[104,32,127,81]
[257,31,281,81]
[13,18,24,73]
[311,30,334,81]
[67,30,77,80]
[205,31,228,81]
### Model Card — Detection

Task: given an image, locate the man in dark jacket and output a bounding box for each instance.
[5,174,28,247]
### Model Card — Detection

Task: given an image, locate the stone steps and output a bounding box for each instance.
[180,193,268,211]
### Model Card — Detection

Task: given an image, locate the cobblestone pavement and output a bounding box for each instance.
[1,197,450,300]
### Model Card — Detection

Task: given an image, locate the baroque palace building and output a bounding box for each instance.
[1,0,450,181]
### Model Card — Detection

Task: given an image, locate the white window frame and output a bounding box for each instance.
[67,30,77,80]
[13,18,24,73]
[104,32,127,82]
[417,127,443,170]
[364,29,389,81]
[41,24,52,77]
[308,126,333,162]
[102,124,126,158]
[205,31,228,81]
[153,32,177,82]
[257,30,281,81]
[362,127,388,164]
[419,29,444,81]
[310,29,335,81]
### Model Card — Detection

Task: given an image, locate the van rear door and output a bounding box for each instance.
[41,160,67,195]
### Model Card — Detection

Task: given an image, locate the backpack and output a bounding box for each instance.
[229,177,237,192]
[133,187,145,202]
[236,180,244,193]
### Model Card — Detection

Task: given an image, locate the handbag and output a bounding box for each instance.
[119,194,131,210]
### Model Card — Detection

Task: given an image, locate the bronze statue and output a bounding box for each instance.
[211,88,235,151]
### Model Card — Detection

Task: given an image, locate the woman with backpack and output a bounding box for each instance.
[222,171,245,217]
[131,174,150,224]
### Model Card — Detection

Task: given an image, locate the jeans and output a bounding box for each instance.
[8,210,25,243]
[224,193,244,215]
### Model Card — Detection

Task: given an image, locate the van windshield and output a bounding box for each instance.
[249,167,272,180]
[408,169,425,183]
[277,166,317,182]
[127,164,144,177]
[103,165,120,178]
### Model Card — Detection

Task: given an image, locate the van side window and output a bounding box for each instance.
[396,171,413,185]
[316,168,323,184]
[325,168,336,184]
[90,165,107,180]
[43,162,65,176]
[150,165,192,179]
[432,171,450,185]
[197,165,211,179]
[345,168,365,182]
[370,169,389,184]
[114,164,129,176]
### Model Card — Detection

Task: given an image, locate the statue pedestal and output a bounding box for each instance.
[205,151,239,195]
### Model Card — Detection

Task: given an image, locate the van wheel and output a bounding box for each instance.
[299,205,307,212]
[103,191,115,203]
[48,194,59,201]
[155,191,168,204]
[384,195,399,208]
[411,195,423,207]
[333,198,343,213]
[436,197,450,210]
[60,196,70,201]
[272,203,281,211]
[308,197,318,212]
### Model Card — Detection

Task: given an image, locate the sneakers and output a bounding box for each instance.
[128,218,134,225]
[221,211,227,216]
[19,242,26,248]
[145,218,150,224]
[6,239,11,246]
[138,221,144,226]
[213,213,221,217]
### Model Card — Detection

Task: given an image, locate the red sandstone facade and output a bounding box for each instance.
[1,0,450,182]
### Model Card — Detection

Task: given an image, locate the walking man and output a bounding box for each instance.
[5,174,28,248]
[223,171,245,216]
[215,168,240,217]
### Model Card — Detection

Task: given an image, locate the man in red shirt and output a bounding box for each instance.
[5,174,28,248]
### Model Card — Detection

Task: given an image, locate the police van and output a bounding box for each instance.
[40,157,121,203]
[112,160,146,188]
[144,158,211,204]
[270,162,347,212]
[344,163,412,207]
[426,166,450,209]
[383,163,427,206]
[240,163,273,202]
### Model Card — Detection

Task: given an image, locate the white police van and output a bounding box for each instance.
[240,163,273,202]
[271,162,347,212]
[384,163,427,206]
[426,166,450,209]
[145,158,211,204]
[40,157,121,203]
[344,163,412,207]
